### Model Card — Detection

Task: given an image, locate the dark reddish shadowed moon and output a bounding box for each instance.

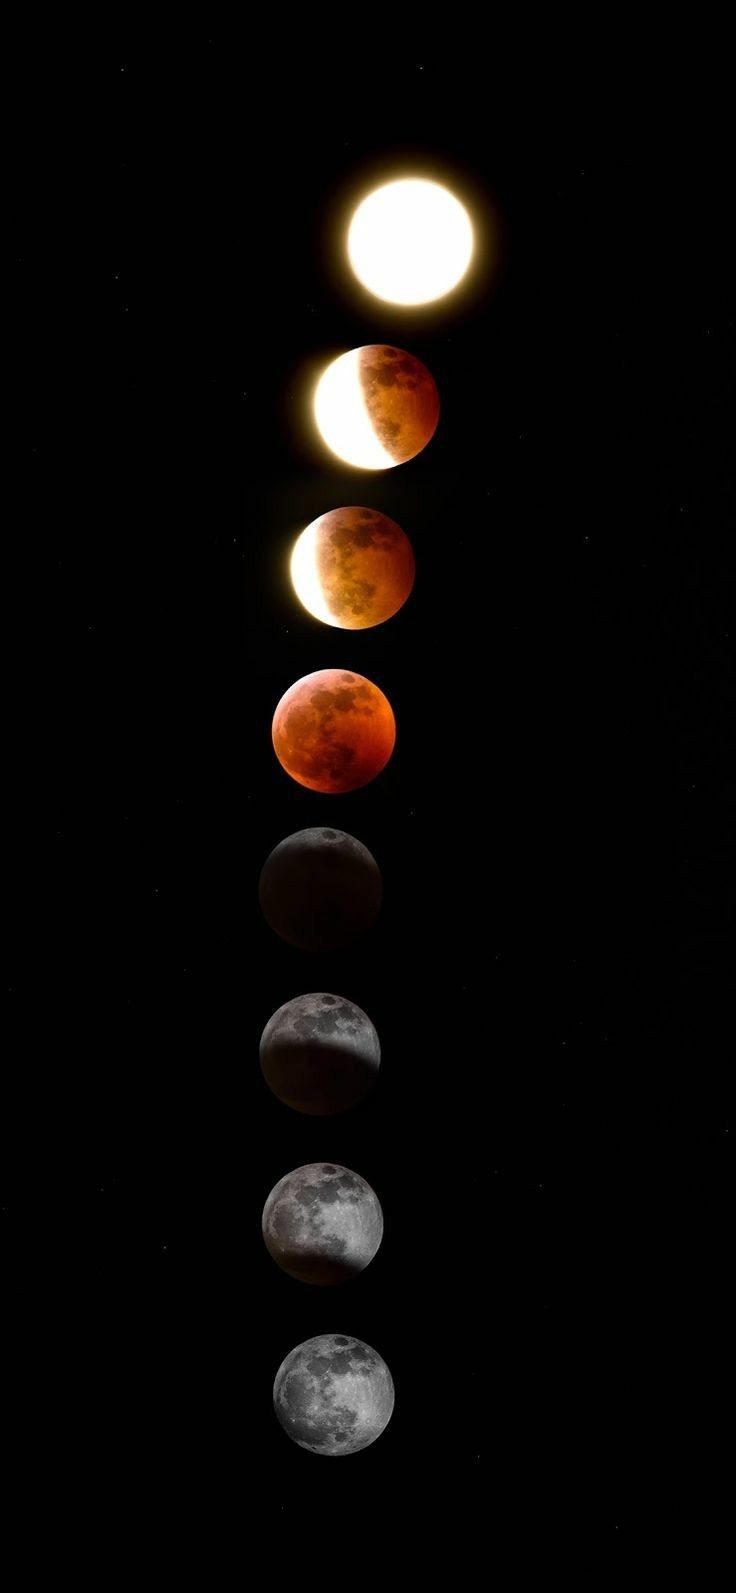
[258,827,382,952]
[290,506,415,630]
[272,669,396,794]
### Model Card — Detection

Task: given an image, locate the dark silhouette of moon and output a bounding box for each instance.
[272,669,396,794]
[258,827,382,952]
[260,993,381,1115]
[290,506,415,630]
[262,1162,383,1285]
[273,1334,394,1456]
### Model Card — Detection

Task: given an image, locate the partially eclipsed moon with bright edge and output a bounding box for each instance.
[313,344,439,470]
[290,507,415,629]
[347,177,473,305]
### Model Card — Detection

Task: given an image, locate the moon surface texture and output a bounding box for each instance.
[273,1334,394,1456]
[347,177,474,305]
[262,1162,383,1285]
[260,992,381,1115]
[272,669,395,795]
[290,507,415,630]
[258,827,382,952]
[314,344,439,470]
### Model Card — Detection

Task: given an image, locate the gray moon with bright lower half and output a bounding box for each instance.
[262,1162,383,1285]
[273,1334,394,1456]
[260,992,381,1115]
[258,827,382,952]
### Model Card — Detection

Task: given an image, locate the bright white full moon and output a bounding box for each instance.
[347,178,473,305]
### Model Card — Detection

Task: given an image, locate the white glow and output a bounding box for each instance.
[313,349,395,471]
[290,523,336,626]
[347,178,473,305]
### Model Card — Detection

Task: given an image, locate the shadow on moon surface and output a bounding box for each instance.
[260,988,381,1118]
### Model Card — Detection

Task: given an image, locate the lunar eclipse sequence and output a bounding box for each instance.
[258,175,475,1456]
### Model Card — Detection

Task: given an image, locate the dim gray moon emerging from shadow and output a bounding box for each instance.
[260,992,381,1115]
[262,1162,383,1285]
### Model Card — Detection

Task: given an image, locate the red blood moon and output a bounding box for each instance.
[272,669,396,795]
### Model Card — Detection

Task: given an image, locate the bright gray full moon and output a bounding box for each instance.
[273,1334,394,1456]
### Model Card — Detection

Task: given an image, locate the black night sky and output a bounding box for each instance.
[7,37,732,1558]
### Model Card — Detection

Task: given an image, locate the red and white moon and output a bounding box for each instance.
[314,344,439,470]
[290,506,415,629]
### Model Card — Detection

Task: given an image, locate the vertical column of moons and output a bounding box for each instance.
[262,357,435,1460]
[261,174,475,1459]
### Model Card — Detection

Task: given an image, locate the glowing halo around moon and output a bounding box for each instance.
[313,344,439,470]
[290,507,415,630]
[347,177,474,305]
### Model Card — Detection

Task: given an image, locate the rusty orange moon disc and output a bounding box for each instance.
[272,669,396,794]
